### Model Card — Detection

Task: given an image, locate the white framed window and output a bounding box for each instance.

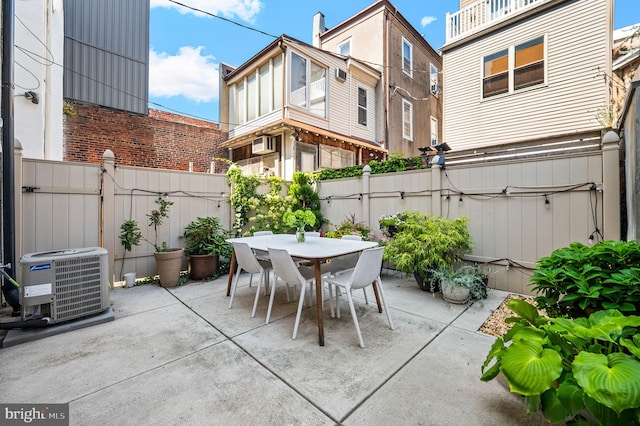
[430,63,439,96]
[337,38,351,56]
[402,37,413,78]
[402,98,413,141]
[482,35,546,98]
[430,116,438,146]
[357,87,367,126]
[231,56,282,126]
[319,145,356,169]
[289,51,327,118]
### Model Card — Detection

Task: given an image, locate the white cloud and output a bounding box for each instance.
[150,0,263,23]
[421,16,437,28]
[149,46,218,103]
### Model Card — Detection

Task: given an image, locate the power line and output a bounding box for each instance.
[167,0,278,39]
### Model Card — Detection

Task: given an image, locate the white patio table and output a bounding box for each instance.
[226,234,379,346]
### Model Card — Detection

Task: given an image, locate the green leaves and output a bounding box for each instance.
[531,240,640,317]
[501,340,563,395]
[573,352,640,414]
[481,298,640,424]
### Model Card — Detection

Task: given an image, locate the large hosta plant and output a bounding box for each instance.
[481,299,640,425]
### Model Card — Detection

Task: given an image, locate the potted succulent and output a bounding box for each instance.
[429,264,488,304]
[183,216,232,280]
[283,209,316,242]
[119,197,184,288]
[382,211,474,290]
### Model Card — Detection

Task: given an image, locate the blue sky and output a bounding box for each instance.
[149,0,640,123]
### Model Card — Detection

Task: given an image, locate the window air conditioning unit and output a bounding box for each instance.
[20,247,110,324]
[335,68,347,82]
[430,83,441,95]
[251,135,275,154]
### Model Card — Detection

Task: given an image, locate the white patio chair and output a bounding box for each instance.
[228,242,273,318]
[324,246,394,348]
[250,230,273,288]
[323,235,369,309]
[267,247,317,338]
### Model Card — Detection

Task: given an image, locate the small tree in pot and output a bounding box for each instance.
[183,216,232,280]
[119,197,184,287]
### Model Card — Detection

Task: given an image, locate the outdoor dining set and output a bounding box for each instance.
[225,232,395,347]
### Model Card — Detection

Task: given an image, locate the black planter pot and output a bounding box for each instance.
[414,271,436,292]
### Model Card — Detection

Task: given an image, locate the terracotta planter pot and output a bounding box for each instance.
[188,254,219,280]
[154,248,184,288]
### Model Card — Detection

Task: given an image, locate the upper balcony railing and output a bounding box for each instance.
[445,0,545,44]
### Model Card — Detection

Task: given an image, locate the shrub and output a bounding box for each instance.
[531,240,640,318]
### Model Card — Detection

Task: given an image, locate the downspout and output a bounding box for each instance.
[384,9,390,160]
[2,0,21,313]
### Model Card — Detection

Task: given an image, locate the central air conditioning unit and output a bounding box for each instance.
[251,135,275,154]
[335,68,347,82]
[20,247,110,324]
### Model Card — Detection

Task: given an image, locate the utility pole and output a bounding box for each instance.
[2,0,21,314]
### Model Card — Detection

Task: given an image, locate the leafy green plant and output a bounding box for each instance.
[183,216,232,258]
[430,264,488,302]
[531,240,640,318]
[324,214,372,240]
[316,153,425,181]
[288,171,324,229]
[382,212,473,281]
[283,209,316,231]
[481,298,640,425]
[119,197,173,253]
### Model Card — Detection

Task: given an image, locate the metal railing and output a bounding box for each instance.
[445,0,545,44]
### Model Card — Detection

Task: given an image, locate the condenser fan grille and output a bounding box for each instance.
[54,256,105,320]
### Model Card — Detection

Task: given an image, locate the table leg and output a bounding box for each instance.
[226,250,237,296]
[372,279,383,313]
[313,259,324,346]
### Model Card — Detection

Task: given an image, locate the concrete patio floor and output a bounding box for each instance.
[0,270,547,425]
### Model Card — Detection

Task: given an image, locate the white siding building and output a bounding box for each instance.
[442,0,613,151]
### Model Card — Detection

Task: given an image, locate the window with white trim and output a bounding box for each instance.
[357,87,367,126]
[231,56,282,128]
[319,145,355,169]
[402,98,413,141]
[430,63,439,95]
[289,51,327,118]
[402,37,413,77]
[483,35,545,98]
[430,116,438,146]
[337,38,351,56]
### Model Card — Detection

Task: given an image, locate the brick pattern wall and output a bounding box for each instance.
[63,102,229,173]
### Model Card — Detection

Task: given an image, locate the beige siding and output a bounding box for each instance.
[443,0,609,150]
[21,159,101,254]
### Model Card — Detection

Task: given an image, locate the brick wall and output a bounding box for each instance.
[63,102,229,173]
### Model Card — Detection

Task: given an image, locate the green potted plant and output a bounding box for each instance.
[429,264,488,304]
[119,197,184,287]
[183,216,232,280]
[283,209,316,242]
[382,211,473,290]
[481,298,640,425]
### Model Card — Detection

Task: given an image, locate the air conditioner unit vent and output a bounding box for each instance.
[430,83,441,95]
[251,136,275,154]
[20,247,110,324]
[335,68,347,81]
